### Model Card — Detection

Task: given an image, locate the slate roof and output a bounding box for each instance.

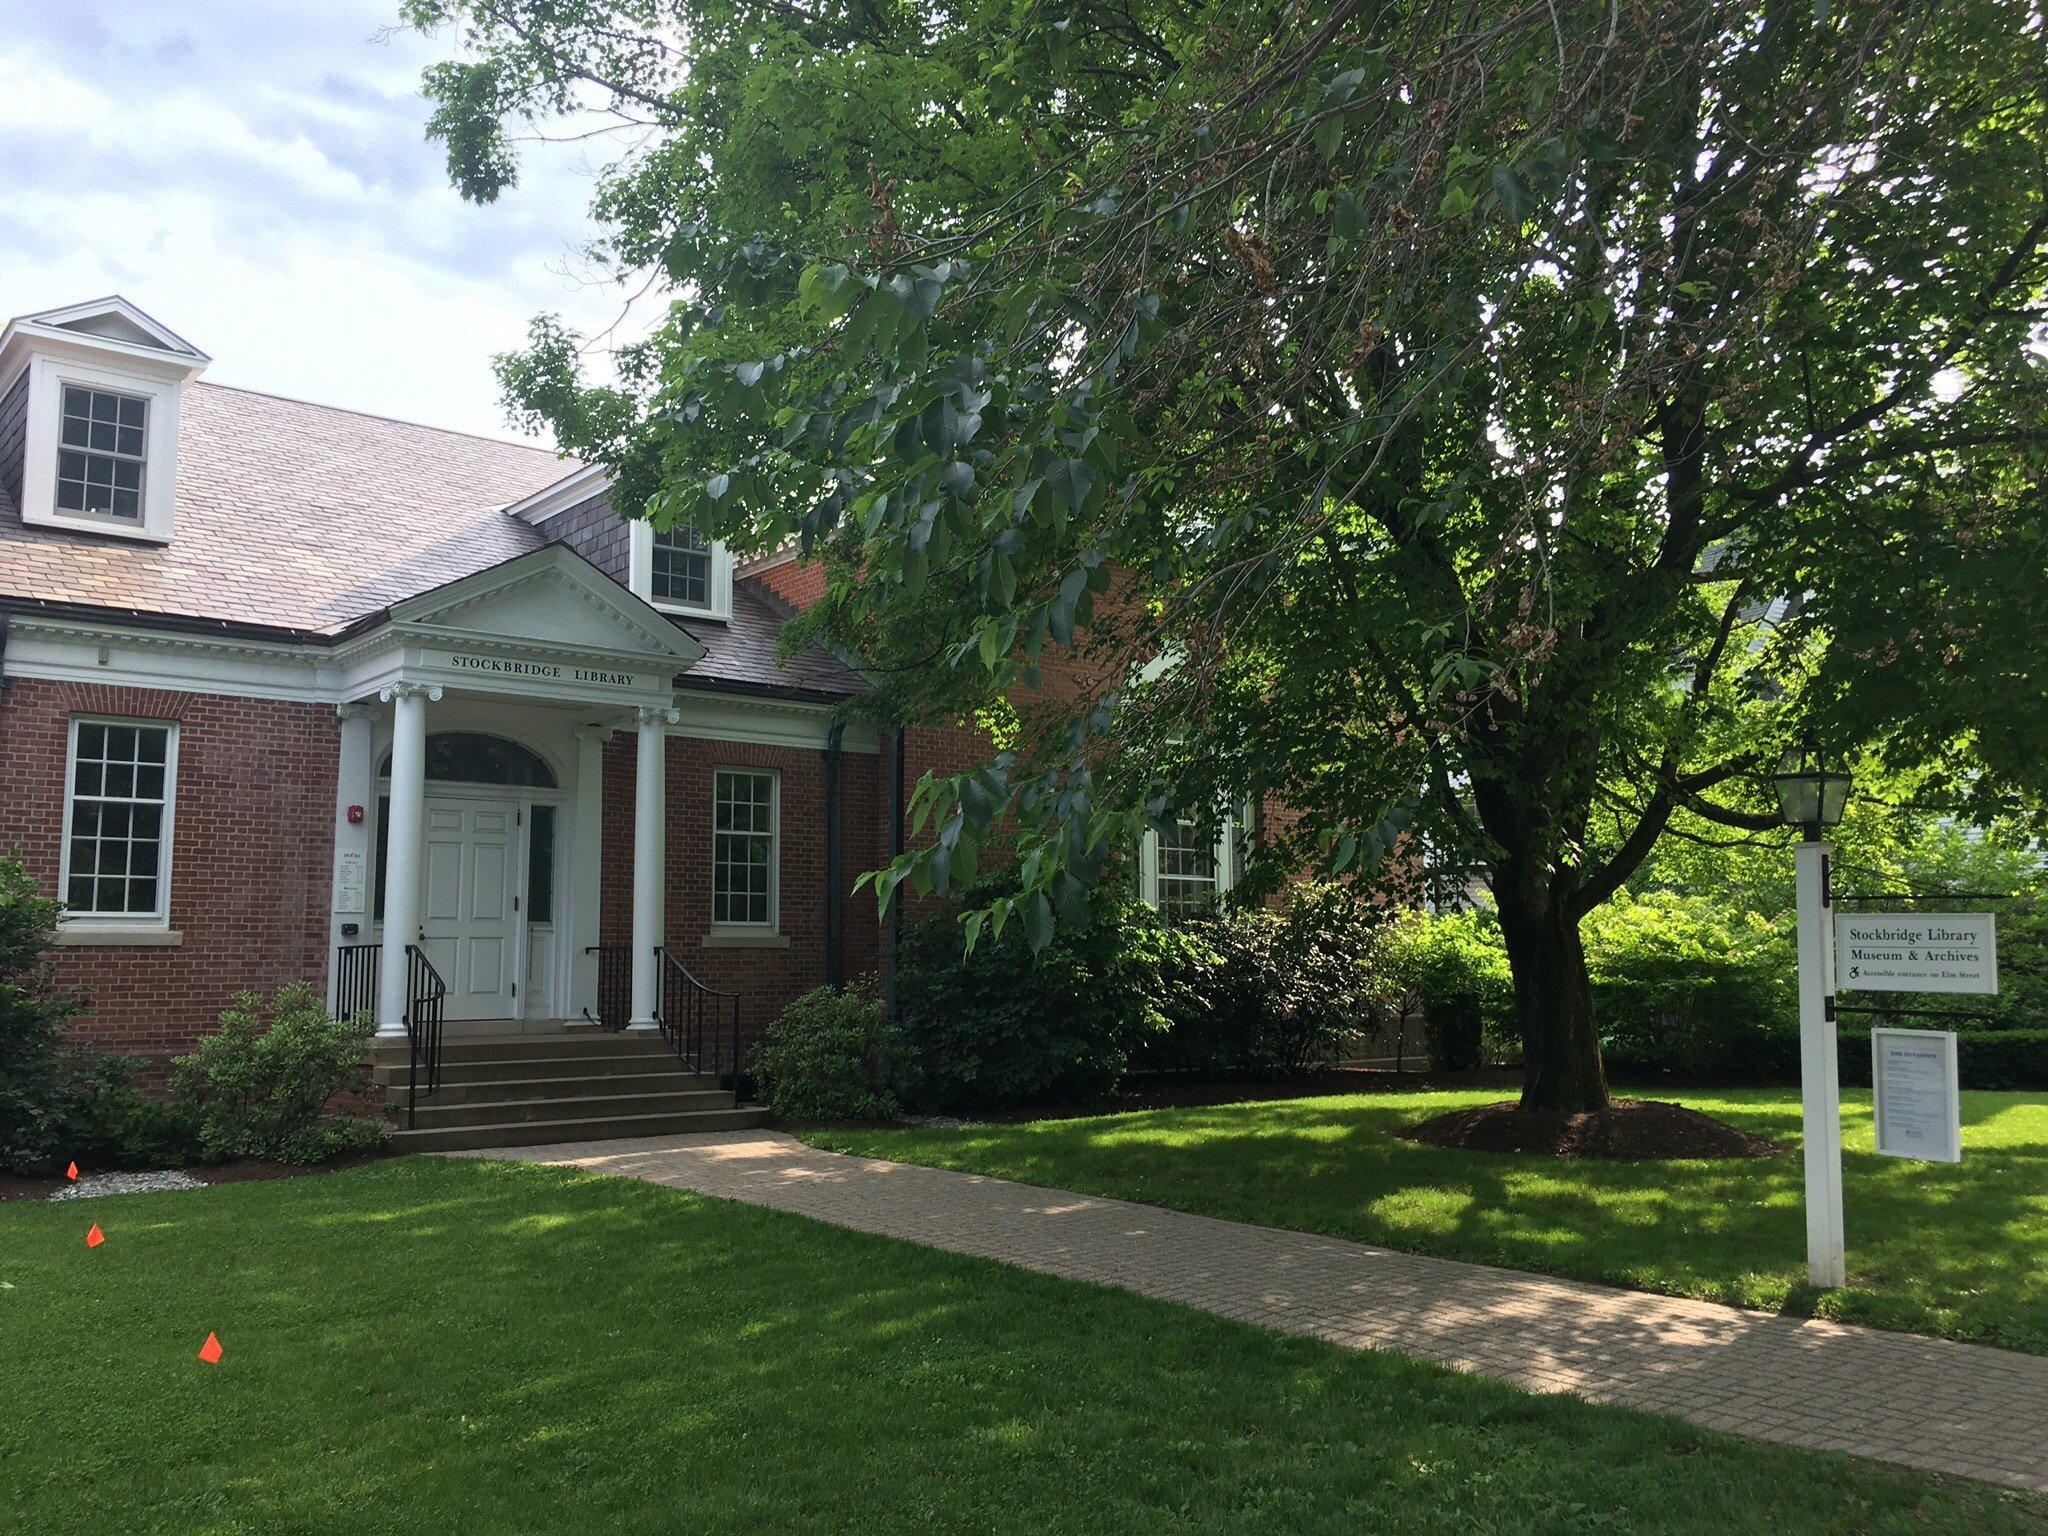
[677,578,868,702]
[0,377,867,699]
[0,382,565,634]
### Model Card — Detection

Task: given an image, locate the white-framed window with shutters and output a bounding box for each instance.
[1140,803,1249,925]
[711,768,779,928]
[60,718,178,927]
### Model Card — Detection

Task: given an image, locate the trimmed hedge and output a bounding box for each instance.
[1729,1025,2048,1092]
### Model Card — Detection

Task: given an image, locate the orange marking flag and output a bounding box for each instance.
[65,1162,77,1181]
[86,1224,105,1249]
[197,1332,223,1364]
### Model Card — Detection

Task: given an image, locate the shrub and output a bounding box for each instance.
[1375,909,1514,1064]
[894,882,1173,1111]
[1743,1026,2048,1091]
[1423,991,1486,1072]
[1584,891,1796,1082]
[1147,883,1383,1076]
[756,984,899,1122]
[0,857,201,1174]
[170,984,387,1164]
[0,858,83,1174]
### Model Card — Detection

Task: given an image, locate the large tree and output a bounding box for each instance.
[410,0,2048,1112]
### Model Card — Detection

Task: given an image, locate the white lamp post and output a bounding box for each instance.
[1771,739,1854,1288]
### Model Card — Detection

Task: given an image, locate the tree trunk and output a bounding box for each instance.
[1495,881,1611,1114]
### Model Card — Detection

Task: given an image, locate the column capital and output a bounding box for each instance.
[379,682,444,704]
[634,704,681,727]
[335,701,377,721]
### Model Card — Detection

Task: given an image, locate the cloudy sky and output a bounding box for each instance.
[0,0,632,442]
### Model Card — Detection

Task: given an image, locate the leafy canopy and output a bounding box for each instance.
[409,0,2048,956]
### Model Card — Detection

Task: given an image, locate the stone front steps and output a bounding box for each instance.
[372,1027,767,1153]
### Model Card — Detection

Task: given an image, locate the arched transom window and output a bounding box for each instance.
[378,731,557,788]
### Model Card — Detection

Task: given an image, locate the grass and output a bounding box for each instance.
[2,1159,2039,1534]
[806,1087,2048,1353]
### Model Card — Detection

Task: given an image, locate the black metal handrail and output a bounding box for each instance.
[334,942,380,1024]
[657,948,747,1094]
[582,944,634,1031]
[403,944,448,1128]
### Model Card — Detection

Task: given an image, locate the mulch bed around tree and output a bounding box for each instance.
[1399,1098,1786,1160]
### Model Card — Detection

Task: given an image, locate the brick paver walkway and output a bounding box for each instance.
[457,1131,2048,1494]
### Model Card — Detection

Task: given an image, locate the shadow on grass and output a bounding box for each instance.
[8,1157,2039,1535]
[814,1090,2048,1352]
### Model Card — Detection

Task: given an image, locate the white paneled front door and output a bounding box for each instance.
[418,797,522,1020]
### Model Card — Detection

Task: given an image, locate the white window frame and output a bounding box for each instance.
[629,519,734,621]
[16,354,184,544]
[59,716,180,932]
[710,766,780,932]
[1141,803,1249,921]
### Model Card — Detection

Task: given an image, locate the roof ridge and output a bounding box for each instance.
[192,380,573,458]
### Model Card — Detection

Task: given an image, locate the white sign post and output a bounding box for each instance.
[1871,1029,1962,1163]
[1835,913,1998,995]
[1795,842,1846,1289]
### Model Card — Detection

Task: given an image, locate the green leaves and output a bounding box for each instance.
[1041,458,1096,512]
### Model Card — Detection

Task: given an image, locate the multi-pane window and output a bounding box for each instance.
[712,769,777,926]
[57,385,148,522]
[1153,819,1223,923]
[64,721,174,920]
[651,525,712,608]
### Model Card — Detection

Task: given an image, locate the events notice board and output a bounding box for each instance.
[1870,1029,1962,1164]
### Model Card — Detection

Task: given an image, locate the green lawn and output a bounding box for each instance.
[2,1160,2037,1534]
[807,1087,2048,1353]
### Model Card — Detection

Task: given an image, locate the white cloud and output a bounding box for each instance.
[0,0,641,441]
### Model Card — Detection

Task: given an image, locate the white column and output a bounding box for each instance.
[1796,838,1846,1288]
[628,705,676,1030]
[376,683,437,1039]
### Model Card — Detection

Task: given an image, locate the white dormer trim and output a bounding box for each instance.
[0,296,210,374]
[502,464,735,619]
[628,518,734,623]
[503,462,607,524]
[1,297,208,546]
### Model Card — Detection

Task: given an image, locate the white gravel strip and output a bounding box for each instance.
[48,1170,207,1201]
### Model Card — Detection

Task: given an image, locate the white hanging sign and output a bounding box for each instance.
[1870,1028,1962,1163]
[1833,912,1997,995]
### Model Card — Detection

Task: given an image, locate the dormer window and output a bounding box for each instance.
[58,385,149,523]
[652,524,712,607]
[0,297,208,546]
[628,517,733,620]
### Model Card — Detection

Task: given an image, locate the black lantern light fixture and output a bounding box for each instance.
[1772,735,1853,842]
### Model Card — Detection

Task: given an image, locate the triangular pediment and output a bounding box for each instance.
[388,544,706,667]
[13,296,209,363]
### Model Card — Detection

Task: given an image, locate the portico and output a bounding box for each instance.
[321,545,705,1041]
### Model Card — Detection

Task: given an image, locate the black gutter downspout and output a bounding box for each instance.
[823,723,845,988]
[887,725,907,1022]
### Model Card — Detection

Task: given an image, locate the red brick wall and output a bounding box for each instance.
[751,556,826,610]
[0,678,337,1077]
[601,732,887,1037]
